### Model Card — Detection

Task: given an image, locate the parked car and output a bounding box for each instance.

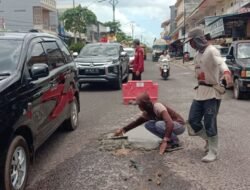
[75,43,130,90]
[124,47,135,73]
[225,40,250,99]
[0,32,80,190]
[214,45,229,62]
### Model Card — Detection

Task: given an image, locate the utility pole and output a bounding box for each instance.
[73,0,76,43]
[109,0,119,23]
[98,0,119,31]
[183,0,186,64]
[131,23,134,39]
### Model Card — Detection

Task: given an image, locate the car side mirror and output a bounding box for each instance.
[72,52,78,58]
[226,54,234,60]
[120,51,127,57]
[30,63,49,80]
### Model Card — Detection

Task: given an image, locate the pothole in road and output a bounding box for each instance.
[98,132,160,156]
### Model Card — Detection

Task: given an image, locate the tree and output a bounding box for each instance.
[103,21,121,32]
[104,21,133,43]
[116,31,132,42]
[61,5,97,43]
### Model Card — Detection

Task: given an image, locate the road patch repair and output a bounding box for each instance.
[99,125,162,155]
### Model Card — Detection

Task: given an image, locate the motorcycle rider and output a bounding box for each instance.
[159,50,171,77]
[159,50,170,62]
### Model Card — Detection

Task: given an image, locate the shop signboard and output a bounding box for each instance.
[205,18,225,38]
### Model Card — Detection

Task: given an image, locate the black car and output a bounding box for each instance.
[226,40,250,99]
[0,32,80,190]
[75,43,130,90]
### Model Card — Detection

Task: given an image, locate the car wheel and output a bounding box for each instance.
[234,78,243,99]
[64,98,79,131]
[4,136,29,190]
[114,73,122,90]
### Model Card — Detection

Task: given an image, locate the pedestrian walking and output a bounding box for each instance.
[132,39,144,80]
[114,92,185,154]
[184,27,233,162]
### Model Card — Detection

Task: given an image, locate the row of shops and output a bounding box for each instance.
[165,6,250,59]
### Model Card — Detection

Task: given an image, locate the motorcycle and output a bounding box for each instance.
[159,59,170,80]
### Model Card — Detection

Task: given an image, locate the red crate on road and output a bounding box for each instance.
[122,80,158,104]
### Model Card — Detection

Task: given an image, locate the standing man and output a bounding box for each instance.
[185,28,233,162]
[132,39,144,80]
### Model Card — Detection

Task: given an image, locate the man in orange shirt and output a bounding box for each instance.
[132,39,144,80]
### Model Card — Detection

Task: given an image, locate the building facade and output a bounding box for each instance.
[0,0,57,33]
[185,0,250,43]
[162,0,250,57]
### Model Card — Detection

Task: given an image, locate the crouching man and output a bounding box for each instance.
[114,92,185,154]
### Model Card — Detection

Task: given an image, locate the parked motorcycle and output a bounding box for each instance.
[159,59,170,80]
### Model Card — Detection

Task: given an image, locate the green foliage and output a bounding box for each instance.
[103,21,121,32]
[104,21,132,43]
[61,5,97,38]
[116,31,132,42]
[69,42,84,53]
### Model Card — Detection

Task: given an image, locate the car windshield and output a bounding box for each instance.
[237,43,250,59]
[79,45,119,57]
[125,50,135,57]
[0,39,22,75]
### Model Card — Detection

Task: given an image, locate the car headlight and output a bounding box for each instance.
[108,65,119,74]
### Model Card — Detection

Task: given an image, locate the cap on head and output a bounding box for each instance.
[133,39,140,46]
[184,27,204,43]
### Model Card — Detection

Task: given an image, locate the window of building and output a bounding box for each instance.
[42,41,65,70]
[231,2,234,7]
[222,8,224,12]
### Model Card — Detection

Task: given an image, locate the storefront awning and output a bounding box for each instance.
[204,12,250,39]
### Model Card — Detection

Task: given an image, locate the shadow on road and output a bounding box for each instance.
[79,83,118,92]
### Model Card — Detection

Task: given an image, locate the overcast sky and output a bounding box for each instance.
[57,0,176,46]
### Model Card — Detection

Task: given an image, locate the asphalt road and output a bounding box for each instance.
[26,56,250,190]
